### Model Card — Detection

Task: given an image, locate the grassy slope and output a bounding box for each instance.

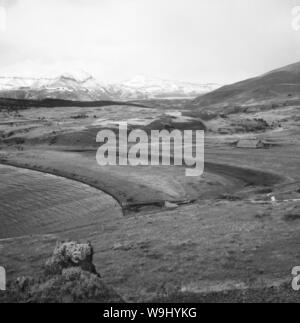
[189,61,300,112]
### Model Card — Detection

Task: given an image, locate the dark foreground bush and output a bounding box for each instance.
[0,241,123,303]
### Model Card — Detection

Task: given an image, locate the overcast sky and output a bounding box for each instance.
[0,0,299,83]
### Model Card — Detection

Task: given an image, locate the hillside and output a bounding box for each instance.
[189,61,300,113]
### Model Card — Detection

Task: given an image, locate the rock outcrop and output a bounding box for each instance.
[44,241,98,276]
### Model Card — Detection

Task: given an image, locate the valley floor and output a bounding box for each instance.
[0,103,300,302]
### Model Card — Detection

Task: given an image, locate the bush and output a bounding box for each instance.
[0,241,123,303]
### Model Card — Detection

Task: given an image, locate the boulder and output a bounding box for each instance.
[164,201,178,209]
[45,241,98,276]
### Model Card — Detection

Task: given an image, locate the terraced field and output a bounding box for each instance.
[0,164,122,239]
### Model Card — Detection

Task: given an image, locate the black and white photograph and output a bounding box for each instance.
[0,0,300,306]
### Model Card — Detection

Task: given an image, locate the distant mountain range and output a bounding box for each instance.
[0,73,222,101]
[189,61,300,113]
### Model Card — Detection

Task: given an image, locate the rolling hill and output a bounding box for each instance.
[188,61,300,113]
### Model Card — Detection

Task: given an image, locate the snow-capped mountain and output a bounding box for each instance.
[0,77,49,91]
[27,73,112,101]
[0,73,112,101]
[105,83,148,100]
[0,72,222,101]
[114,75,222,99]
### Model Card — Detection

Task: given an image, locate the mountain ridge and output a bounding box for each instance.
[0,73,222,101]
